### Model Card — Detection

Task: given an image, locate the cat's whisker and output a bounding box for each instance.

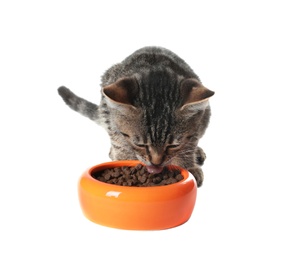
[163,148,196,166]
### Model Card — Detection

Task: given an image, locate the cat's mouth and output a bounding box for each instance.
[146,165,164,174]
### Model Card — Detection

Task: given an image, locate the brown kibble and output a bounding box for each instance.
[153,176,162,184]
[111,170,121,178]
[135,164,143,171]
[91,165,184,187]
[138,175,147,183]
[162,174,169,180]
[176,174,184,181]
[167,171,174,178]
[168,178,177,184]
[104,172,111,181]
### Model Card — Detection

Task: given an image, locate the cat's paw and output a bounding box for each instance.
[195,146,206,166]
[188,166,204,188]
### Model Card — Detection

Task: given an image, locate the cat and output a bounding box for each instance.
[57,46,214,187]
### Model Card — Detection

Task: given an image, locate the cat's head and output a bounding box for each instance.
[102,74,214,173]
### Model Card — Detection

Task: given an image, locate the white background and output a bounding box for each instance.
[1,0,299,259]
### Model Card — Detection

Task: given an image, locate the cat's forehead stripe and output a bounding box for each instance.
[138,69,180,144]
[147,113,173,144]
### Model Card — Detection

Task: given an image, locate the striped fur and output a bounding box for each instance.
[58,46,214,187]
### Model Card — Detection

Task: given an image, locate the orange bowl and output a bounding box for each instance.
[78,160,197,230]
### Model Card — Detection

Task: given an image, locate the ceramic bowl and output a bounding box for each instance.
[78,160,197,230]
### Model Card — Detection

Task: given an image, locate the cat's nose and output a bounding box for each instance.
[150,162,161,167]
[150,153,163,166]
[147,149,164,173]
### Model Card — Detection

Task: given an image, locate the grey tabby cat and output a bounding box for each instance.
[58,46,214,187]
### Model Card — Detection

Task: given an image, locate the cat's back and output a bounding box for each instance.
[124,46,198,77]
[124,46,181,66]
[101,46,199,85]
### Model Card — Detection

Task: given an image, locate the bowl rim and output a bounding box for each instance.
[85,160,193,190]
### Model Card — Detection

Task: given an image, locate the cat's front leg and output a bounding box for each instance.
[195,146,206,166]
[190,146,206,187]
[187,165,204,187]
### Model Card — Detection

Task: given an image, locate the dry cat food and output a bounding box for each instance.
[92,164,184,187]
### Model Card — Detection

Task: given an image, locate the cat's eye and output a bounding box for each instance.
[166,144,180,150]
[120,132,129,137]
[135,144,147,148]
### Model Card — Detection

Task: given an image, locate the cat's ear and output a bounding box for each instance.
[180,78,214,110]
[102,77,138,108]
